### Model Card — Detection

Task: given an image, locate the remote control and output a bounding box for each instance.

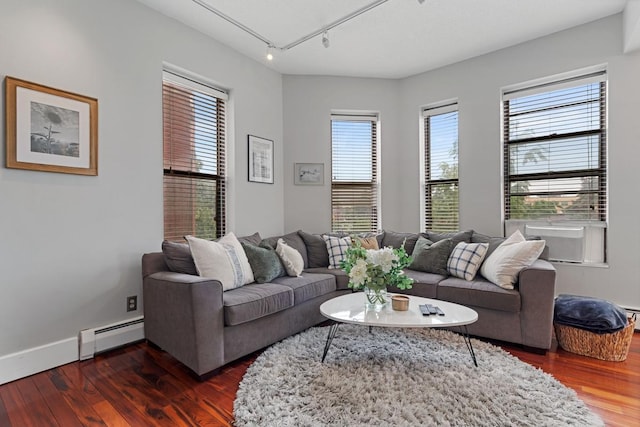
[419,304,431,316]
[426,304,438,315]
[434,306,445,316]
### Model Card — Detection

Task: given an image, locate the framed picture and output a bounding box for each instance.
[248,135,273,184]
[5,77,98,176]
[294,163,324,185]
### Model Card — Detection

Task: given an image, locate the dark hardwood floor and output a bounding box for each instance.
[1,331,638,426]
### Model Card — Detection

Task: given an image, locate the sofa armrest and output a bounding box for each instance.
[518,259,557,349]
[143,271,225,377]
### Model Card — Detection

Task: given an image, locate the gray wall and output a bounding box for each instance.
[0,0,283,357]
[283,14,640,309]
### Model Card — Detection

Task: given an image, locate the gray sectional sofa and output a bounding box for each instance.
[142,229,556,378]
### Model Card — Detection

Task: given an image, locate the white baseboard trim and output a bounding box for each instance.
[0,337,78,385]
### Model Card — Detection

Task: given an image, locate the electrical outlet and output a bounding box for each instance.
[127,295,137,312]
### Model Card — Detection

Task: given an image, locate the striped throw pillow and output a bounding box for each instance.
[447,242,489,281]
[322,235,352,269]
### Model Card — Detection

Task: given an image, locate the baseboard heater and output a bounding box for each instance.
[79,316,144,360]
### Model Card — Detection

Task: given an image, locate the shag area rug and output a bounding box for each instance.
[234,325,603,426]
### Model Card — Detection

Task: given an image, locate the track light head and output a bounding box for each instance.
[322,31,330,48]
[418,0,425,4]
[266,45,274,61]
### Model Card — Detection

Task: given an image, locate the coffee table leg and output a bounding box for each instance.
[460,325,478,367]
[321,323,340,363]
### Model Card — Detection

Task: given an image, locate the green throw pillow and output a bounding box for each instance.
[241,242,286,283]
[409,237,454,275]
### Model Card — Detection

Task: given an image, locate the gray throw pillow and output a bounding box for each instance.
[409,237,454,275]
[381,230,420,254]
[424,229,473,246]
[298,230,329,268]
[237,232,262,246]
[162,240,197,275]
[241,242,286,283]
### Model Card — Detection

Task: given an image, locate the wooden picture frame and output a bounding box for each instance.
[5,77,98,176]
[248,135,273,184]
[294,163,324,185]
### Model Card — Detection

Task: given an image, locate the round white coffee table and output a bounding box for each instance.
[320,292,479,365]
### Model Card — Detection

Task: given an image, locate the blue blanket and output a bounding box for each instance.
[554,294,628,334]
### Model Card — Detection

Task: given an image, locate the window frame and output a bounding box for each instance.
[422,102,459,232]
[502,69,608,264]
[330,113,380,234]
[162,69,228,241]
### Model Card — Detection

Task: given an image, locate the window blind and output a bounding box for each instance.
[423,103,459,232]
[503,72,606,223]
[331,115,378,233]
[162,71,226,241]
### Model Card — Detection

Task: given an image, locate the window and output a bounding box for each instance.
[503,70,607,263]
[162,70,227,241]
[423,103,459,232]
[331,114,379,233]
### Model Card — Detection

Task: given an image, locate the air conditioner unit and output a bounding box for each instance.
[525,225,585,263]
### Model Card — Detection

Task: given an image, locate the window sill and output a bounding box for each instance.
[550,260,609,269]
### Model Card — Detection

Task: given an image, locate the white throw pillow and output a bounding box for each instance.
[219,232,255,284]
[185,235,245,291]
[447,242,489,281]
[276,238,304,277]
[480,230,546,289]
[322,235,352,269]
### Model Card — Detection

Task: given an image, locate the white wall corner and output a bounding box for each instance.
[0,337,78,385]
[623,0,640,53]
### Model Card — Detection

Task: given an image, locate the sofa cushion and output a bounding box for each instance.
[381,230,419,254]
[424,229,473,245]
[237,232,262,246]
[298,231,330,268]
[409,237,454,275]
[437,277,521,313]
[262,231,309,269]
[447,241,489,281]
[304,267,350,290]
[275,238,304,277]
[161,240,197,275]
[389,269,445,298]
[241,242,286,283]
[480,230,545,290]
[223,283,294,326]
[271,273,336,304]
[186,235,247,291]
[323,235,352,269]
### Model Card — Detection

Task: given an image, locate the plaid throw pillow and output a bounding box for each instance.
[322,235,352,269]
[447,242,489,281]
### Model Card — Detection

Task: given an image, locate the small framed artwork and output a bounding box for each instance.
[248,135,274,184]
[5,76,98,176]
[294,163,324,185]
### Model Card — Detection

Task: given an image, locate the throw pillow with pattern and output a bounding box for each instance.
[447,241,489,281]
[322,235,352,269]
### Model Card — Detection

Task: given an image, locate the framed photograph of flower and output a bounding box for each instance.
[5,77,98,176]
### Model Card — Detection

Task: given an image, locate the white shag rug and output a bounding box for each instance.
[234,325,603,427]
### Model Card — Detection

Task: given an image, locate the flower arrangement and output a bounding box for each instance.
[340,241,414,307]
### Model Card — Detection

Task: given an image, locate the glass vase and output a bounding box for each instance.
[364,285,388,311]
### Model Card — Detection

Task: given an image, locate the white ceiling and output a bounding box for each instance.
[136,0,631,79]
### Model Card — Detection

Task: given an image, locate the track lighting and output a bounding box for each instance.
[322,31,330,48]
[418,0,425,4]
[266,45,274,61]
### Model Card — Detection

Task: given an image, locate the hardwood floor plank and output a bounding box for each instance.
[51,367,108,426]
[31,371,84,427]
[14,377,59,427]
[0,331,637,427]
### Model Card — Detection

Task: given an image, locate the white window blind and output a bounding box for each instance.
[503,71,607,223]
[162,70,226,241]
[331,114,379,233]
[423,103,459,232]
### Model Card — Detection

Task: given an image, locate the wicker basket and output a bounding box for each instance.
[554,314,636,361]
